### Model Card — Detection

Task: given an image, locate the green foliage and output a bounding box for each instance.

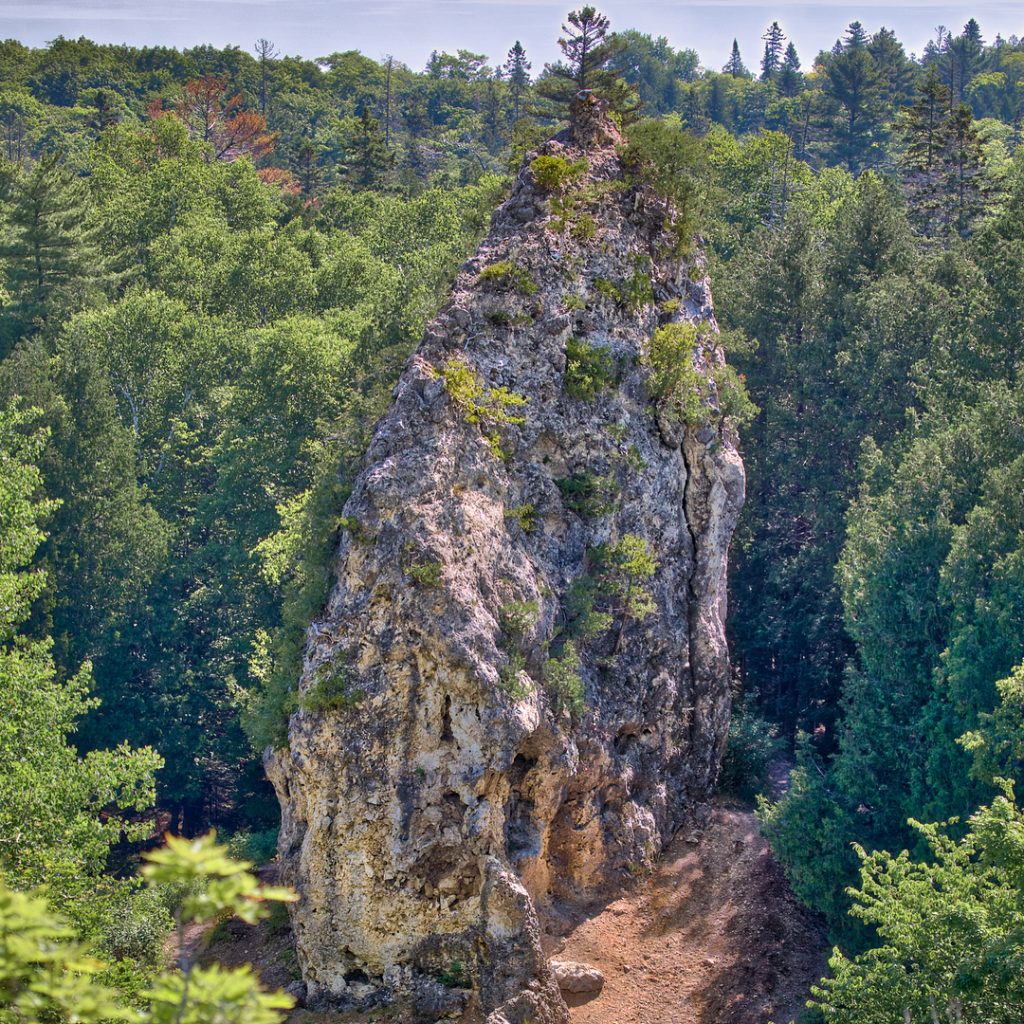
[496,599,539,700]
[0,834,296,1024]
[811,787,1024,1023]
[645,321,704,423]
[544,641,586,718]
[622,119,707,251]
[555,470,619,518]
[563,575,614,643]
[592,276,622,303]
[563,337,617,400]
[0,406,161,909]
[299,666,360,713]
[407,561,443,588]
[439,356,527,458]
[717,694,782,800]
[499,599,539,640]
[530,155,587,193]
[477,259,538,296]
[504,503,536,532]
[592,535,658,651]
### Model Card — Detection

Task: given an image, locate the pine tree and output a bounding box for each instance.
[895,65,950,235]
[253,37,278,117]
[504,41,531,123]
[778,41,802,97]
[344,109,394,191]
[535,6,638,122]
[724,39,749,78]
[821,33,886,171]
[844,21,869,50]
[940,102,986,238]
[0,153,103,345]
[760,22,786,81]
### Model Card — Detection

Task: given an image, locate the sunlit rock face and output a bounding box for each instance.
[267,107,745,1024]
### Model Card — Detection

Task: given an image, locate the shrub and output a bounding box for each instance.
[562,292,586,311]
[407,561,443,587]
[645,321,705,424]
[593,276,622,303]
[717,695,782,800]
[498,648,533,699]
[622,118,707,253]
[439,357,527,459]
[564,338,617,401]
[593,535,658,652]
[504,503,536,532]
[300,668,360,713]
[572,213,597,241]
[499,599,539,640]
[623,256,655,311]
[530,155,588,193]
[564,575,614,642]
[477,259,538,296]
[555,470,619,518]
[545,641,586,718]
[713,364,758,428]
[225,828,280,866]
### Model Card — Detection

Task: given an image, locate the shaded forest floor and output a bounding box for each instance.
[200,785,826,1024]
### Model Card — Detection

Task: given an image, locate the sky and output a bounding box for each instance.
[1,0,1022,72]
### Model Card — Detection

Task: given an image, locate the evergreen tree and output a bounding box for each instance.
[760,22,786,81]
[0,153,103,345]
[895,65,951,235]
[535,6,637,121]
[723,39,749,79]
[778,41,802,97]
[503,41,531,123]
[821,31,886,171]
[940,102,987,238]
[344,109,394,190]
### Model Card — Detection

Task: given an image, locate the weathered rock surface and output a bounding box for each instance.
[549,960,605,995]
[267,108,745,1023]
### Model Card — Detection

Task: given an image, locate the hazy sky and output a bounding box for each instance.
[2,0,1022,72]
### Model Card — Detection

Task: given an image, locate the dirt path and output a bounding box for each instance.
[551,800,827,1024]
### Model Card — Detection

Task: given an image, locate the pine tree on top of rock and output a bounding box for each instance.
[535,6,639,124]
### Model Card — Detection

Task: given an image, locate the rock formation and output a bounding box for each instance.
[267,107,745,1024]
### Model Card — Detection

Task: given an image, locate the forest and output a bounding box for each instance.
[1,6,1023,1023]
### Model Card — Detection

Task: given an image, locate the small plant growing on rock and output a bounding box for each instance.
[564,575,614,642]
[504,503,536,532]
[562,292,586,311]
[713,364,758,428]
[500,599,539,640]
[593,276,622,304]
[556,470,619,518]
[660,296,682,316]
[437,960,470,990]
[301,667,361,713]
[645,321,705,424]
[477,259,538,296]
[530,154,588,193]
[545,641,586,718]
[572,213,597,242]
[497,599,539,700]
[438,357,527,459]
[593,535,658,653]
[407,561,443,588]
[623,256,655,311]
[564,337,617,401]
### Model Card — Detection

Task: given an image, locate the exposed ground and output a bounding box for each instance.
[548,798,826,1024]
[199,787,826,1024]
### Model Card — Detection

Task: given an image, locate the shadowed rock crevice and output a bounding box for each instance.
[266,112,745,1024]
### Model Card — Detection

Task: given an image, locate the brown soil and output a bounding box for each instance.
[550,798,827,1024]
[200,788,826,1024]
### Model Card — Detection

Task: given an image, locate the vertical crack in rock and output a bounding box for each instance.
[266,107,745,1024]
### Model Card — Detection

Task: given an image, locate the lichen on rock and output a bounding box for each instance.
[266,109,745,1023]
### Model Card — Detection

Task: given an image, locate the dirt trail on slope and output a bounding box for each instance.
[550,798,827,1024]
